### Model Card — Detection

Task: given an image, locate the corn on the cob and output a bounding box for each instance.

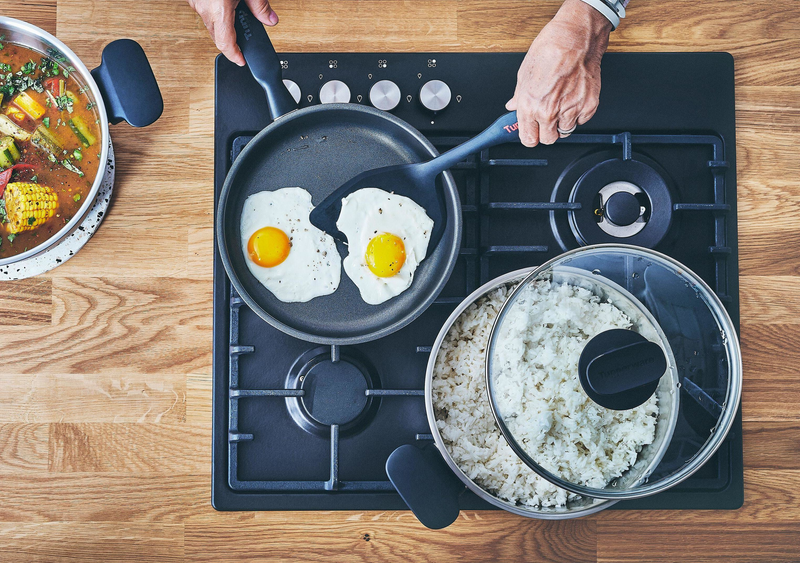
[3,182,58,233]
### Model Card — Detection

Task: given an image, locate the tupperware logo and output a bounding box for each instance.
[238,11,252,40]
[597,356,656,378]
[503,122,519,133]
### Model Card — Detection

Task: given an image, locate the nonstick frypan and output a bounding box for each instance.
[216,3,461,344]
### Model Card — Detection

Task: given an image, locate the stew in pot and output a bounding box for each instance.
[0,37,102,259]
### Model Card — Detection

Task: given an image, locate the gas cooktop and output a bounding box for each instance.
[212,52,743,511]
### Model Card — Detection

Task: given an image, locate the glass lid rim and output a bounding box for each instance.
[484,243,743,500]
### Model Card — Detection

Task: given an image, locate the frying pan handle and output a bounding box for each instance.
[419,111,520,175]
[386,444,464,529]
[234,1,297,121]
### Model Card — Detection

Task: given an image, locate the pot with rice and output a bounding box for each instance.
[386,244,742,529]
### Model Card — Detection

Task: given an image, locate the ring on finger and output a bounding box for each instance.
[557,123,577,137]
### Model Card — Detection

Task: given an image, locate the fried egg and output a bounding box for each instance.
[337,188,434,305]
[240,187,341,303]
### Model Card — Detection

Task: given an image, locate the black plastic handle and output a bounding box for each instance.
[386,444,464,529]
[419,111,520,175]
[233,1,297,121]
[579,329,667,411]
[91,39,162,127]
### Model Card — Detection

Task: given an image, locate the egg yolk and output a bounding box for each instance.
[365,233,406,277]
[247,226,291,268]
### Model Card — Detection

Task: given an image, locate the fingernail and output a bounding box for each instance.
[269,11,278,24]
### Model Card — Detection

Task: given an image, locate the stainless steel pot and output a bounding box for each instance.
[0,17,161,269]
[387,245,742,529]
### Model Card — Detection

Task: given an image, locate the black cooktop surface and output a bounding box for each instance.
[212,52,743,511]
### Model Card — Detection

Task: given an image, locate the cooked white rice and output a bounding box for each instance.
[432,281,659,508]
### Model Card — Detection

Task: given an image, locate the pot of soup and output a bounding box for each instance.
[0,17,161,267]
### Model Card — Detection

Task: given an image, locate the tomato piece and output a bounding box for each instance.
[0,163,36,197]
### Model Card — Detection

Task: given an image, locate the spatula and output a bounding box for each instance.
[310,111,521,248]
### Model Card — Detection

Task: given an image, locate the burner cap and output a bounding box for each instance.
[302,360,368,425]
[604,190,641,226]
[286,347,380,436]
[567,156,674,248]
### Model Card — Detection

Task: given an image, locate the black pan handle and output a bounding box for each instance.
[386,444,464,529]
[91,39,163,127]
[234,1,297,121]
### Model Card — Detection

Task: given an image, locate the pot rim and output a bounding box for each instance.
[0,16,110,267]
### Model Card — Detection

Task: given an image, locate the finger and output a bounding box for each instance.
[537,114,559,145]
[214,4,245,66]
[245,0,279,25]
[518,109,539,147]
[556,107,580,137]
[577,96,600,125]
[505,97,517,111]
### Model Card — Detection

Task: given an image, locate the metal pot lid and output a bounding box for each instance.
[485,245,742,500]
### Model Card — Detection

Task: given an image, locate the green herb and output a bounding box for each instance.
[21,60,37,75]
[61,159,84,177]
[73,149,83,160]
[86,101,96,110]
[55,94,73,113]
[30,175,37,183]
[42,117,50,128]
[7,233,16,243]
[0,199,7,223]
[27,216,36,225]
[73,193,81,202]
[78,85,90,95]
[45,98,52,108]
[0,63,10,73]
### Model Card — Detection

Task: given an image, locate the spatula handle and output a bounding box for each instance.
[419,112,520,175]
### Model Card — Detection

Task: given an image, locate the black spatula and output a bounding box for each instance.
[310,111,521,248]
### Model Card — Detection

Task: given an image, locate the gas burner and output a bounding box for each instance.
[551,150,677,250]
[286,347,380,437]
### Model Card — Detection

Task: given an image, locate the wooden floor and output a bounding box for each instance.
[0,0,799,561]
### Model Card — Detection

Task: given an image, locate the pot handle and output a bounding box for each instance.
[91,39,163,127]
[386,444,464,529]
[233,1,297,121]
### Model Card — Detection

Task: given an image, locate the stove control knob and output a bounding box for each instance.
[369,80,401,111]
[282,79,302,104]
[319,80,351,104]
[419,79,451,112]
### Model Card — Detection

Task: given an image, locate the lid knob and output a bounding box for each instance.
[578,329,666,410]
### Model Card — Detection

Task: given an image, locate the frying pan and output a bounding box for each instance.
[216,3,461,344]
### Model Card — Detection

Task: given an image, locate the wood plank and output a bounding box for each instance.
[0,474,209,522]
[0,372,187,423]
[740,324,800,421]
[0,277,212,375]
[0,424,49,473]
[48,423,210,473]
[185,516,596,563]
[743,422,800,469]
[0,1,58,35]
[0,278,52,326]
[0,522,184,563]
[597,521,800,562]
[740,277,800,325]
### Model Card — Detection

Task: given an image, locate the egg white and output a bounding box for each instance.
[240,187,341,303]
[337,188,434,305]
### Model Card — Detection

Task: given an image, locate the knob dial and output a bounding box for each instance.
[282,79,301,104]
[319,80,351,104]
[419,79,451,112]
[369,80,401,111]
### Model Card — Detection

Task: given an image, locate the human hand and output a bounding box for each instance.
[188,0,278,66]
[506,0,612,147]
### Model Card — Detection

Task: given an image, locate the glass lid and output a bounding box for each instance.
[485,245,742,500]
